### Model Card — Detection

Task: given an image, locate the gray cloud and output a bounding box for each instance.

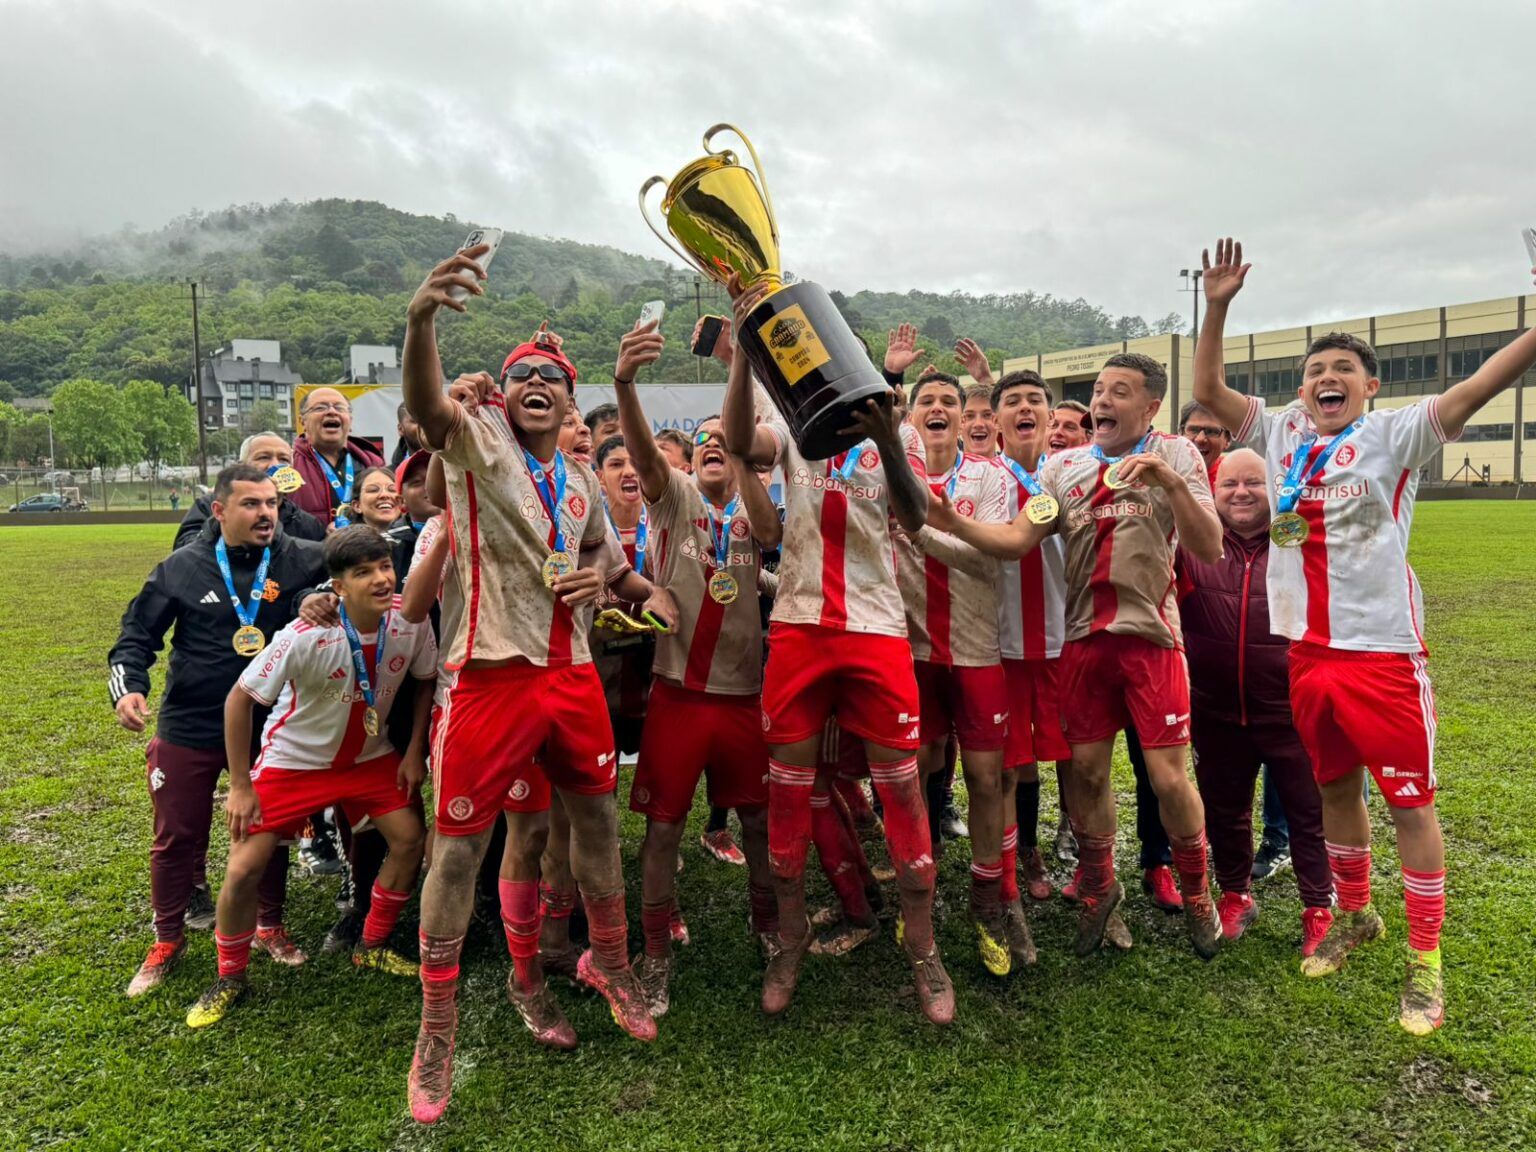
[1,0,1532,329]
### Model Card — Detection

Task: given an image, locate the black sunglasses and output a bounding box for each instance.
[503,362,572,384]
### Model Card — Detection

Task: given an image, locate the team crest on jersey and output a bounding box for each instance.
[762,710,772,733]
[388,655,406,674]
[447,796,475,821]
[149,766,165,792]
[859,448,879,470]
[730,518,750,540]
[510,780,530,802]
[568,494,587,519]
[520,494,541,521]
[955,497,975,518]
[634,786,650,806]
[1334,442,1359,468]
[261,579,281,602]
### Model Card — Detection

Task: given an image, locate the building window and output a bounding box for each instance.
[259,383,273,399]
[1461,423,1513,442]
[225,398,239,409]
[1225,365,1251,394]
[1252,356,1302,399]
[1448,331,1516,380]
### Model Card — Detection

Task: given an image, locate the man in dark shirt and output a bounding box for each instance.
[110,464,327,997]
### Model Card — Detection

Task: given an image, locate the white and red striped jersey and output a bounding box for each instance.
[994,456,1067,661]
[1038,432,1214,649]
[1237,395,1457,653]
[426,404,623,669]
[239,602,437,772]
[648,467,764,695]
[895,453,1007,666]
[764,417,925,639]
[404,512,460,709]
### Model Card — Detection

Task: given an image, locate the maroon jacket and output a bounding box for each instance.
[289,434,383,522]
[1178,527,1292,727]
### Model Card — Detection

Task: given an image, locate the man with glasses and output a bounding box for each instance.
[1180,400,1232,484]
[291,387,384,525]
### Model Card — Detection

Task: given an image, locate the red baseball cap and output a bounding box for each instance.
[395,448,431,491]
[501,342,579,391]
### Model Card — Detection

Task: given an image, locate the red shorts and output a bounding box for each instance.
[1288,642,1438,809]
[248,752,412,838]
[1003,657,1072,766]
[432,662,617,836]
[502,756,553,815]
[914,661,1009,750]
[761,622,920,751]
[630,682,769,823]
[1058,632,1191,749]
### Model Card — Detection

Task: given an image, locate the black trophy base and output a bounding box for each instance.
[737,280,891,460]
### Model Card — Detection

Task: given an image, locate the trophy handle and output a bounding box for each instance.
[703,123,778,251]
[639,175,709,275]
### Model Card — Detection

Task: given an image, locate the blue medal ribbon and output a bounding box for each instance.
[1089,430,1151,469]
[606,502,648,571]
[1276,418,1364,514]
[999,454,1044,499]
[830,440,873,482]
[215,538,270,632]
[316,451,355,518]
[338,603,388,719]
[704,492,742,572]
[523,449,568,553]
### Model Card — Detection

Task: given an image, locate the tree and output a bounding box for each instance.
[122,380,197,503]
[921,314,955,346]
[240,400,287,438]
[51,379,141,508]
[1151,311,1185,336]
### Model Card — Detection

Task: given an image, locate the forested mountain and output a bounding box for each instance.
[0,199,1179,399]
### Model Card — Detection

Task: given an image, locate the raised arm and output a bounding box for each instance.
[402,243,491,448]
[613,321,670,502]
[720,276,780,468]
[1434,267,1536,438]
[1192,237,1256,436]
[842,397,927,534]
[732,458,783,550]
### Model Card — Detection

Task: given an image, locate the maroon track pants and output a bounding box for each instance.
[1189,717,1333,909]
[146,737,289,942]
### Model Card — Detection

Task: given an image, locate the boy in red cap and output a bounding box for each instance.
[400,247,654,1125]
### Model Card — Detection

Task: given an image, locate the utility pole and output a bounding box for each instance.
[188,279,208,484]
[1179,268,1203,355]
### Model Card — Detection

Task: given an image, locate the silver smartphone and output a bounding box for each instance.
[638,299,666,329]
[1523,226,1536,270]
[449,227,504,303]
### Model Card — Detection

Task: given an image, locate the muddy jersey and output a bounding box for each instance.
[994,456,1068,661]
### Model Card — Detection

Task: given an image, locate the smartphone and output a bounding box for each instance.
[1523,227,1536,269]
[449,227,504,303]
[692,314,726,358]
[638,299,666,330]
[640,609,673,634]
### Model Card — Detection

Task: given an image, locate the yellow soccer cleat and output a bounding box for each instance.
[352,944,419,978]
[975,914,1012,977]
[186,976,247,1029]
[1399,949,1445,1036]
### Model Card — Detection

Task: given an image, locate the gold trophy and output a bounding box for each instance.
[641,125,888,460]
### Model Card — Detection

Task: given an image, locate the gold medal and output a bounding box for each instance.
[1270,512,1310,548]
[364,706,380,736]
[708,571,739,605]
[1025,494,1059,525]
[232,625,265,656]
[542,551,575,588]
[1103,461,1133,490]
[269,465,304,494]
[334,502,354,524]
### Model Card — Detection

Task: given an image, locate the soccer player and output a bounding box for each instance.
[185,526,437,1027]
[955,337,1000,459]
[111,464,327,996]
[656,428,695,473]
[930,352,1224,959]
[173,432,326,549]
[560,406,595,466]
[610,321,777,1015]
[290,387,384,524]
[585,402,621,445]
[722,277,954,1025]
[592,434,655,753]
[401,247,654,1124]
[897,369,1018,974]
[1047,400,1092,454]
[1192,237,1536,1034]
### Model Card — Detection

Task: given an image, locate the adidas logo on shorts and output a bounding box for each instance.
[1396,781,1422,798]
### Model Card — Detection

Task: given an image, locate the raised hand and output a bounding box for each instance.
[1201,237,1251,306]
[884,322,924,375]
[837,393,902,447]
[693,315,735,366]
[448,371,497,415]
[615,321,665,384]
[729,274,772,327]
[407,244,490,322]
[954,337,992,383]
[531,320,564,350]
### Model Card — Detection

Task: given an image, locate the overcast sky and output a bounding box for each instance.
[2,0,1532,330]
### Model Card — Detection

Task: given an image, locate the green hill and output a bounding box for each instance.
[0,199,1180,398]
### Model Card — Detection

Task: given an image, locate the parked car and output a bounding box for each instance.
[8,493,87,513]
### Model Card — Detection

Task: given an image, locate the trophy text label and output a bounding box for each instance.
[759,304,831,386]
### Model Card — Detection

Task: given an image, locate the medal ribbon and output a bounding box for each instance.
[339,603,388,719]
[704,493,742,572]
[1276,418,1364,515]
[1089,430,1151,468]
[522,448,568,553]
[215,538,270,633]
[830,440,873,482]
[999,454,1044,499]
[606,502,648,572]
[316,451,355,513]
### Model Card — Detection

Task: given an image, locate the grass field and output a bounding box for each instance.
[2,508,1535,1151]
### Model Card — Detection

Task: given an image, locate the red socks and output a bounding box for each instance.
[1327,841,1372,912]
[362,883,410,950]
[768,759,816,879]
[869,756,935,953]
[1000,824,1020,903]
[1074,828,1116,900]
[811,791,873,923]
[583,890,630,973]
[215,929,254,979]
[498,878,542,985]
[749,882,779,936]
[418,930,463,1037]
[1402,867,1445,953]
[969,859,1003,919]
[1169,830,1212,906]
[641,899,672,959]
[539,879,576,922]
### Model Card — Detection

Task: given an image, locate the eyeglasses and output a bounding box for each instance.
[693,429,724,448]
[1184,424,1230,439]
[504,362,572,384]
[304,401,350,414]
